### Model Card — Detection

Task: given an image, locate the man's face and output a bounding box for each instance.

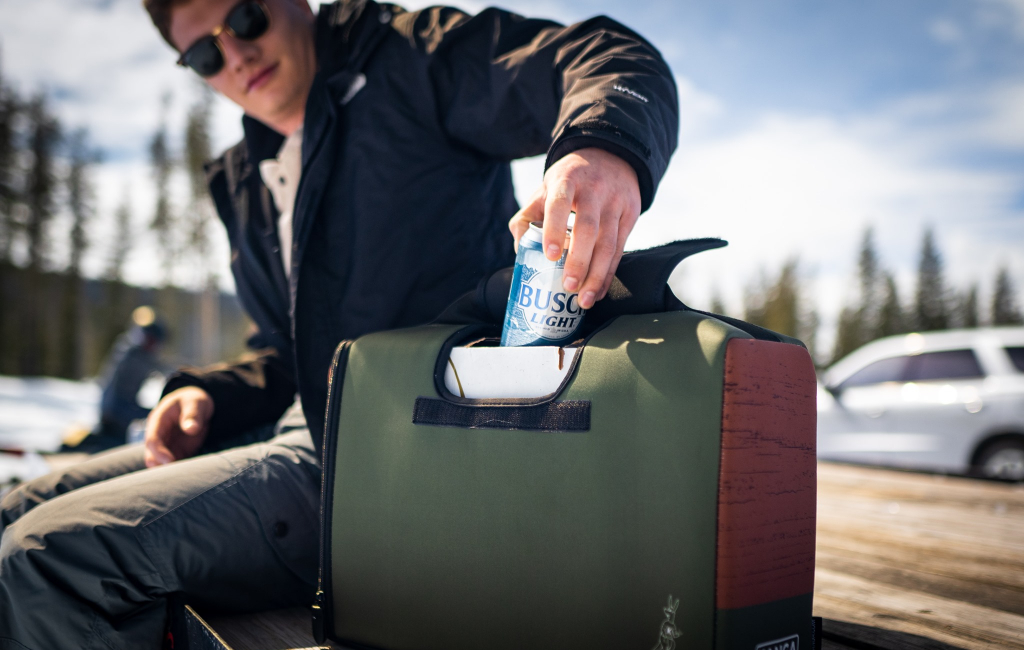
[169,0,317,134]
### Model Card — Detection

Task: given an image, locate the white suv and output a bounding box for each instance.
[817,327,1024,481]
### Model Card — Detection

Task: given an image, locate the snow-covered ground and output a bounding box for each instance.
[0,375,99,486]
[0,375,100,452]
[0,374,163,486]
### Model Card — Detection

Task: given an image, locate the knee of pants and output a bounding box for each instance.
[0,482,34,533]
[0,507,45,585]
[0,495,151,604]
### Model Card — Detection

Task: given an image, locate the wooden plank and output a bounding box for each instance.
[822,618,966,650]
[199,606,349,650]
[815,462,1024,650]
[814,569,1024,650]
[183,606,233,650]
[816,548,1024,617]
[195,462,1024,650]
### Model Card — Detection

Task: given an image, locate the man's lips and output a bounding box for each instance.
[247,63,278,93]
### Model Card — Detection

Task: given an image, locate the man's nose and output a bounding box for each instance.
[219,32,259,72]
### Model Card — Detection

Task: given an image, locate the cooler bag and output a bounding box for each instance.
[312,240,818,650]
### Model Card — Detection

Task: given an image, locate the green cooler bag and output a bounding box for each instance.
[313,243,818,650]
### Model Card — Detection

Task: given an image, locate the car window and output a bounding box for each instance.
[904,349,984,381]
[840,356,909,388]
[1006,347,1024,373]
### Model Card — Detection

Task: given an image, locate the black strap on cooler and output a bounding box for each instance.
[413,397,591,431]
[432,238,729,334]
[430,238,787,344]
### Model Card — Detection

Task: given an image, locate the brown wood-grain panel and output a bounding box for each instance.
[716,338,818,610]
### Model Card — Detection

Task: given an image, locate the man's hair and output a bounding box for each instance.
[143,0,189,50]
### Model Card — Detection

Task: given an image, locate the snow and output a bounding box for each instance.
[0,374,169,486]
[0,376,100,453]
[0,375,100,486]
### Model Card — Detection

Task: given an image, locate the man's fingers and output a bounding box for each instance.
[542,179,575,261]
[576,210,621,310]
[598,212,635,299]
[143,405,175,467]
[144,441,175,468]
[562,195,602,295]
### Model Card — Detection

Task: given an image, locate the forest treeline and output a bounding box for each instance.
[0,55,248,379]
[1,54,1022,379]
[730,226,1024,366]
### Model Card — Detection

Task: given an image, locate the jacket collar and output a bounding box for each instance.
[236,0,379,170]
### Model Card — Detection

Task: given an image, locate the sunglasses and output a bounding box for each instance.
[177,0,271,77]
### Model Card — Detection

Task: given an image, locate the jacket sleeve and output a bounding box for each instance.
[160,344,298,448]
[396,6,679,211]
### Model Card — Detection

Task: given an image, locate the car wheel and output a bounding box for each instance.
[977,439,1024,482]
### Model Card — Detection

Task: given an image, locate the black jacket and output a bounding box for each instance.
[163,0,679,454]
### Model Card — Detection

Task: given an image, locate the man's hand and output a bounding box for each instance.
[143,386,214,467]
[509,147,642,310]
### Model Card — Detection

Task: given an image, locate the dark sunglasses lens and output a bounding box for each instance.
[227,1,270,40]
[184,38,225,77]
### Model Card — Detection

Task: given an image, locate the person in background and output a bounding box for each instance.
[63,306,168,452]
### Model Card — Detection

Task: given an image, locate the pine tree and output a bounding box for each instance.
[709,288,727,316]
[106,190,133,282]
[875,272,905,338]
[951,284,979,329]
[184,86,221,362]
[150,92,176,284]
[183,85,215,285]
[831,306,861,364]
[744,259,819,360]
[23,94,60,272]
[60,128,99,378]
[991,267,1023,325]
[913,227,948,331]
[856,227,880,334]
[66,128,98,277]
[830,226,883,363]
[18,94,61,376]
[0,58,18,262]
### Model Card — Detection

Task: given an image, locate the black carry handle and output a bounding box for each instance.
[432,237,729,334]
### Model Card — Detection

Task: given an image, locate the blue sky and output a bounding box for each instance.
[0,0,1022,356]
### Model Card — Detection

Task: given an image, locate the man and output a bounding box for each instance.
[0,0,677,647]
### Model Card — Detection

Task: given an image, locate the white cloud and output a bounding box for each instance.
[981,0,1024,38]
[0,0,244,161]
[929,18,964,44]
[624,83,1023,357]
[978,82,1024,147]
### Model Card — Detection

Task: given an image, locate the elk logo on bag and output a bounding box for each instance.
[650,595,681,650]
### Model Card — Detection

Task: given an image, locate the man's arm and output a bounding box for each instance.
[144,347,297,466]
[398,7,679,304]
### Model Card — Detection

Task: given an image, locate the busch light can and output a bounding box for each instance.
[501,222,585,346]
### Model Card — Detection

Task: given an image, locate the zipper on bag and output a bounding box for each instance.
[312,339,352,644]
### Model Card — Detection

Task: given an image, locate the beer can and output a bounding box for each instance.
[500,222,585,347]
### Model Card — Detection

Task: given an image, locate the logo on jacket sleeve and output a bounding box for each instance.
[756,634,799,650]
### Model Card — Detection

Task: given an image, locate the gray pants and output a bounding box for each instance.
[0,410,320,650]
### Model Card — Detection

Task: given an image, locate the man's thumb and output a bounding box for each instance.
[179,399,208,436]
[510,191,546,251]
